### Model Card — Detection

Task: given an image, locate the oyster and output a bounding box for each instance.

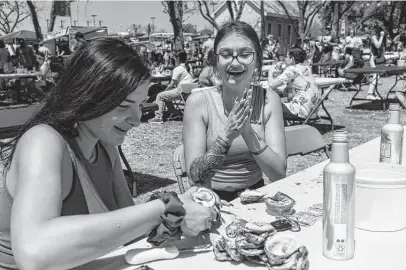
[264,235,299,265]
[239,189,266,204]
[235,235,264,249]
[268,246,309,270]
[244,232,269,245]
[211,235,233,261]
[245,255,267,265]
[265,192,296,216]
[192,187,221,208]
[244,222,276,235]
[225,219,248,238]
[192,187,222,221]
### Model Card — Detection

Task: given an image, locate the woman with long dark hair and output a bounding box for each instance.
[0,38,215,270]
[183,21,286,202]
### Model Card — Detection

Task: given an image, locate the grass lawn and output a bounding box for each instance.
[121,75,406,204]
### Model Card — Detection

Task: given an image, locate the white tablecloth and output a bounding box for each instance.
[77,128,406,270]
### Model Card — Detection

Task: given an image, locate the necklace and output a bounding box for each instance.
[220,87,230,117]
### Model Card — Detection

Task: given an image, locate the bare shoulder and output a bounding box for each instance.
[11,124,73,199]
[17,124,67,154]
[185,90,207,109]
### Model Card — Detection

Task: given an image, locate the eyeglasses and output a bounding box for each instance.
[216,52,255,66]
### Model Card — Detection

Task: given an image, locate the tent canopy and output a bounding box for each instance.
[0,30,37,43]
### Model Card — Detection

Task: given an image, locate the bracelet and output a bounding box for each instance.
[250,145,269,155]
[147,192,186,246]
[217,135,231,148]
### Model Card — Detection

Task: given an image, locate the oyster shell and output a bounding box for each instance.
[265,192,296,216]
[244,222,276,234]
[239,189,266,204]
[268,246,309,270]
[235,235,264,249]
[264,235,299,265]
[192,187,221,208]
[225,219,248,238]
[244,232,269,245]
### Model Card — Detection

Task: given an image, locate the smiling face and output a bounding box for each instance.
[82,80,149,146]
[216,34,257,90]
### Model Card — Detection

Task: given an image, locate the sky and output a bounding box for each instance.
[16,0,216,34]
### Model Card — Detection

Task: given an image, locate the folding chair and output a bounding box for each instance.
[172,124,330,194]
[170,82,199,116]
[285,125,330,158]
[172,144,190,194]
[284,85,336,131]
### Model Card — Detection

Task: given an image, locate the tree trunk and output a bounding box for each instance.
[260,1,265,41]
[27,0,42,40]
[331,2,339,40]
[167,1,184,50]
[297,1,306,41]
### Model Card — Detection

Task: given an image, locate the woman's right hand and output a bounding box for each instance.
[223,87,253,142]
[178,187,218,237]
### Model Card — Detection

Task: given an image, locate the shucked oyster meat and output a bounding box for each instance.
[264,235,309,270]
[192,187,222,221]
[239,189,266,204]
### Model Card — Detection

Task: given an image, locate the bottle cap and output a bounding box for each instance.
[332,130,348,143]
[389,103,400,111]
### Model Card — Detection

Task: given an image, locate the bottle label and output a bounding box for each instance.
[380,130,403,164]
[333,183,348,224]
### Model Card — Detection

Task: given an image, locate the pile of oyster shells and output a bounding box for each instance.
[210,219,309,270]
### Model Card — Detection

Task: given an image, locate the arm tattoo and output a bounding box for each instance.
[189,136,231,185]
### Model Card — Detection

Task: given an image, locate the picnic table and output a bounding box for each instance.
[344,65,406,110]
[0,72,40,104]
[310,60,345,78]
[0,72,39,80]
[77,127,406,270]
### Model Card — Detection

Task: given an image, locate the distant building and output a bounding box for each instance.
[212,0,299,54]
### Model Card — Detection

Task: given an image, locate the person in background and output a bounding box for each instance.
[198,49,216,87]
[0,38,215,270]
[345,28,362,49]
[183,21,286,201]
[15,38,36,70]
[72,32,88,52]
[0,40,10,74]
[149,50,194,123]
[202,34,214,62]
[367,25,386,100]
[320,26,339,76]
[268,47,321,120]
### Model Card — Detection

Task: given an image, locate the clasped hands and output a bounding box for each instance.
[223,87,254,142]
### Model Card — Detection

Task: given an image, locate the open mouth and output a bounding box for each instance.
[227,70,245,77]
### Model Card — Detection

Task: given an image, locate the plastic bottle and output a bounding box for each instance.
[380,103,404,164]
[322,130,355,261]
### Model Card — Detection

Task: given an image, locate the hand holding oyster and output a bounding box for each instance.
[191,187,222,221]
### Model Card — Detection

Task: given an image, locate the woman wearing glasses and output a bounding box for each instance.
[183,21,287,201]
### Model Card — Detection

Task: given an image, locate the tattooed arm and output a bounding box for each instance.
[189,136,231,186]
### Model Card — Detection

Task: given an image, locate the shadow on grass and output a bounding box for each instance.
[346,101,385,111]
[309,123,346,135]
[125,171,177,195]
